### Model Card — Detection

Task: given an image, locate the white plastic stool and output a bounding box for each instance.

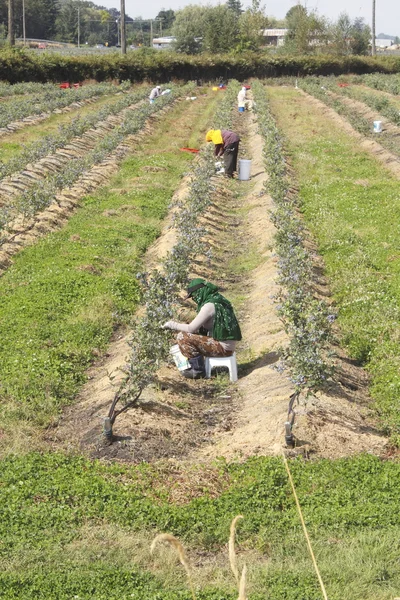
[205,353,238,382]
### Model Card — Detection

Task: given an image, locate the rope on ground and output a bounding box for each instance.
[281,451,329,600]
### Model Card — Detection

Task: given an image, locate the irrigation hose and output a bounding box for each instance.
[281,451,329,600]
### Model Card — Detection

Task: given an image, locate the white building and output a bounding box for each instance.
[262,29,288,46]
[375,38,394,48]
[152,36,176,50]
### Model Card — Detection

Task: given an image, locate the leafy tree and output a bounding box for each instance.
[284,5,328,54]
[349,17,370,55]
[203,5,239,53]
[171,5,206,53]
[155,9,175,33]
[330,12,353,55]
[54,0,79,42]
[226,0,242,17]
[237,0,268,52]
[329,13,371,56]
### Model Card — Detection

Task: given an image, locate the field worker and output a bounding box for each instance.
[237,86,247,112]
[163,278,242,379]
[206,129,240,178]
[149,85,161,104]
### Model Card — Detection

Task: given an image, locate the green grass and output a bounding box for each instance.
[0,91,130,162]
[0,92,218,430]
[267,86,400,442]
[0,452,399,598]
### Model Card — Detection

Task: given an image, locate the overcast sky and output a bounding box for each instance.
[102,0,398,37]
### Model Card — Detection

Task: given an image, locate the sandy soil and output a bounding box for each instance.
[50,102,388,463]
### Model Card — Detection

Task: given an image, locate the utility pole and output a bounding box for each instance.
[120,0,126,53]
[8,0,15,45]
[371,0,376,56]
[77,4,80,48]
[150,19,153,48]
[22,0,26,46]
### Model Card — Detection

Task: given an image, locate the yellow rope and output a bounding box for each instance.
[282,451,329,600]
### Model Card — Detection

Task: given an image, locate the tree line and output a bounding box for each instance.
[0,0,381,55]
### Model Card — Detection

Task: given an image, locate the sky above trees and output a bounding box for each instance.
[99,0,398,38]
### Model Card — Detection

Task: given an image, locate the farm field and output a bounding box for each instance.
[0,77,399,599]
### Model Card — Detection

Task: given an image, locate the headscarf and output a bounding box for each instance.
[186,278,242,341]
[205,129,223,145]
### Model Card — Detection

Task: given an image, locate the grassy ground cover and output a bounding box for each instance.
[0,452,399,598]
[266,86,400,441]
[0,87,147,163]
[300,80,400,158]
[0,90,220,435]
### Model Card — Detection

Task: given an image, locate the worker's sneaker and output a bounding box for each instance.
[182,355,206,379]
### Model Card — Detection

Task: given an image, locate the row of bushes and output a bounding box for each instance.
[1,48,400,83]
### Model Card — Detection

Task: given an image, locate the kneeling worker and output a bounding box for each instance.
[163,278,242,379]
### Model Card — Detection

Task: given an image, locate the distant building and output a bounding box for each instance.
[375,37,394,48]
[262,29,288,46]
[152,36,176,50]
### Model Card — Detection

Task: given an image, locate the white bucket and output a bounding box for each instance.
[170,345,190,371]
[373,120,382,133]
[238,159,252,181]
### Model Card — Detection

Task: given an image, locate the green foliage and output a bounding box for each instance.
[172,5,240,54]
[172,6,207,54]
[1,452,400,597]
[0,48,400,84]
[284,6,329,55]
[329,13,371,56]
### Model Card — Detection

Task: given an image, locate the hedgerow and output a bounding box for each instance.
[1,48,400,84]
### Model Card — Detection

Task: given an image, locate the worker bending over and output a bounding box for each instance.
[163,278,242,379]
[149,85,161,104]
[206,129,240,178]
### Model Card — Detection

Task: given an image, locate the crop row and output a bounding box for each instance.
[108,81,239,427]
[310,77,400,127]
[252,80,334,395]
[0,84,213,428]
[300,80,400,159]
[0,81,131,131]
[266,84,400,442]
[0,80,63,97]
[0,86,184,239]
[0,86,150,182]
